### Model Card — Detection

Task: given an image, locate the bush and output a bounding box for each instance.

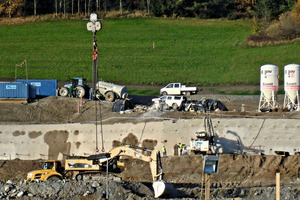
[247,8,300,46]
[103,10,150,18]
[265,13,300,40]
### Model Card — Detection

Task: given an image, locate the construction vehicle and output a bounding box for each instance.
[187,115,216,155]
[26,160,65,182]
[58,78,128,102]
[26,145,171,198]
[95,80,128,102]
[160,82,198,96]
[152,95,187,110]
[59,77,89,98]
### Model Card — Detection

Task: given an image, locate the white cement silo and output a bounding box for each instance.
[283,64,300,111]
[258,64,279,111]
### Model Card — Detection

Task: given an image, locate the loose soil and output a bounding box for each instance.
[1,86,300,199]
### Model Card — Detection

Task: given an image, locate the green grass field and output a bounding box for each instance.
[0,18,299,94]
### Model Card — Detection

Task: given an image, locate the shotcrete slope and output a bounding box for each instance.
[1,94,300,199]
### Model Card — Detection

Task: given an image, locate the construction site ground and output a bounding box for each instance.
[1,85,300,199]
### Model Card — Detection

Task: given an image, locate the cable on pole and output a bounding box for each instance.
[87,13,102,153]
[99,100,105,152]
[95,100,99,152]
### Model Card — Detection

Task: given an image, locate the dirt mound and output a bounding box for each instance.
[1,94,298,125]
[1,154,300,199]
[122,154,300,187]
[0,160,41,182]
[1,94,300,199]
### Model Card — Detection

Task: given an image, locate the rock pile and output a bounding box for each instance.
[0,179,154,200]
[1,178,300,200]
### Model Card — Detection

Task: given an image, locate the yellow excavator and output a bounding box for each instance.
[26,145,172,198]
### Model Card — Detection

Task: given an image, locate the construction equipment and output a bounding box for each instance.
[95,80,128,102]
[160,82,198,96]
[26,160,65,182]
[58,78,128,102]
[152,95,187,110]
[59,77,89,98]
[188,115,216,155]
[26,145,171,198]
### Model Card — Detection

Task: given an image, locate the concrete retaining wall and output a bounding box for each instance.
[0,117,299,160]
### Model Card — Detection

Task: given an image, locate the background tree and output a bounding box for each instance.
[146,0,150,14]
[33,0,37,16]
[0,0,25,17]
[0,0,298,19]
[291,0,300,21]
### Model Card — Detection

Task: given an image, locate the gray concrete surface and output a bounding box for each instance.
[0,115,299,160]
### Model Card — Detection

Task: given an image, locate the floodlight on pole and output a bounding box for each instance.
[90,13,97,23]
[86,13,102,98]
[87,13,102,153]
[87,13,101,33]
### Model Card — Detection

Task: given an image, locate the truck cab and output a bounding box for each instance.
[26,160,64,182]
[161,83,181,96]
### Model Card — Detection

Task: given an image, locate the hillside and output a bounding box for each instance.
[1,18,299,88]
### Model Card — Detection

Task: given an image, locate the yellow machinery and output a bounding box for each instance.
[26,145,171,198]
[26,160,64,182]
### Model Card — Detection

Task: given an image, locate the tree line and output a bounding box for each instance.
[0,0,297,20]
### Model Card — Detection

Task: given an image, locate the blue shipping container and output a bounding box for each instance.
[0,82,29,98]
[16,79,57,97]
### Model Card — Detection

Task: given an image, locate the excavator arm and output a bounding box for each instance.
[102,145,171,198]
[106,145,164,181]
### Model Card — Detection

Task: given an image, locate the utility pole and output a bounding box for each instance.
[87,14,102,153]
[87,13,101,99]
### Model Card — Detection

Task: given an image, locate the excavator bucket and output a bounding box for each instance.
[152,180,175,198]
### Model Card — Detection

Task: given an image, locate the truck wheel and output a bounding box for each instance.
[59,87,68,97]
[172,103,178,110]
[161,91,168,96]
[75,174,83,181]
[105,91,115,102]
[186,92,191,96]
[76,86,85,98]
[47,176,61,182]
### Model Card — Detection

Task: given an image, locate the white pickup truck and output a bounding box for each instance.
[160,83,198,96]
[152,95,187,110]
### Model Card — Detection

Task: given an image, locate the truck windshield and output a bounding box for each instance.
[166,84,173,88]
[42,162,54,170]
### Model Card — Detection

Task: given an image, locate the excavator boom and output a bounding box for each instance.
[102,145,172,198]
[106,145,164,181]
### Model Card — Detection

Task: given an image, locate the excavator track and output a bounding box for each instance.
[72,170,122,182]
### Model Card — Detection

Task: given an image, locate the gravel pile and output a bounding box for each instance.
[1,179,300,200]
[0,179,154,200]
